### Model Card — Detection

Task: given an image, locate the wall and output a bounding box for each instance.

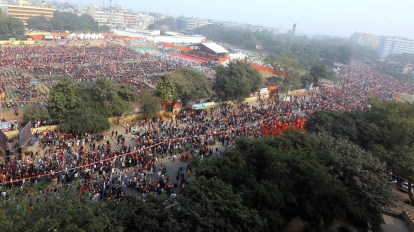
[402,210,414,232]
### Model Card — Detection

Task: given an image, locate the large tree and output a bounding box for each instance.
[195,131,393,231]
[27,16,52,31]
[48,78,133,134]
[49,11,100,32]
[0,15,25,39]
[48,78,78,123]
[156,75,178,102]
[307,100,414,206]
[168,68,212,103]
[214,61,263,101]
[139,89,162,119]
[23,105,51,124]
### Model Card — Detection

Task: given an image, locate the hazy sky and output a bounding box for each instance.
[68,0,413,38]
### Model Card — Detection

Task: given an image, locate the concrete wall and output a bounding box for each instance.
[402,210,414,232]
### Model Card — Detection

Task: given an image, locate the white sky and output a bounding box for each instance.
[67,0,414,38]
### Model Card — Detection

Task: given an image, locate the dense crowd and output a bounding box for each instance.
[0,44,206,102]
[1,52,414,201]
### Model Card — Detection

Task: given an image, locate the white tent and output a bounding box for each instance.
[78,33,85,40]
[68,33,77,39]
[85,33,91,40]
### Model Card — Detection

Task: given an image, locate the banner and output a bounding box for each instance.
[19,121,32,147]
[0,121,12,132]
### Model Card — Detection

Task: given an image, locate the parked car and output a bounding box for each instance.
[399,182,413,193]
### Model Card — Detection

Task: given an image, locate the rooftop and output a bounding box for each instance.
[201,42,229,54]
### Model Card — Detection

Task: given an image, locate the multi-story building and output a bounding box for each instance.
[177,17,213,33]
[351,32,414,59]
[350,32,380,49]
[87,5,148,30]
[137,13,154,30]
[0,0,54,22]
[377,37,414,59]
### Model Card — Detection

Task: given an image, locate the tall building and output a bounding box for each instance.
[351,32,414,59]
[350,32,380,49]
[177,17,213,33]
[87,5,144,29]
[0,0,54,22]
[377,37,414,59]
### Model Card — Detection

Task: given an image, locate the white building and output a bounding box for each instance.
[377,37,414,59]
[351,32,414,59]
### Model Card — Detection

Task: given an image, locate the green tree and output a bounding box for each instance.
[79,14,99,31]
[27,16,52,31]
[139,89,161,119]
[309,64,330,82]
[169,68,212,103]
[23,105,51,124]
[98,25,111,33]
[49,11,100,32]
[48,78,78,123]
[59,102,110,134]
[195,131,393,231]
[314,132,394,231]
[214,61,263,101]
[178,176,265,231]
[156,75,178,102]
[0,15,25,39]
[147,17,177,31]
[307,100,414,206]
[0,188,118,232]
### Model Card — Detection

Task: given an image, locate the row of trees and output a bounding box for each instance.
[307,99,414,205]
[156,62,263,103]
[194,130,393,231]
[24,78,136,134]
[0,128,393,231]
[0,175,264,232]
[194,24,378,68]
[27,12,110,32]
[0,13,25,40]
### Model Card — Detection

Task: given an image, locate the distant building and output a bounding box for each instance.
[0,0,54,22]
[377,37,414,59]
[86,5,153,30]
[351,32,414,59]
[350,32,380,49]
[177,17,213,33]
[113,29,206,44]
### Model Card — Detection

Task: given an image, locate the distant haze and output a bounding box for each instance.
[67,0,414,39]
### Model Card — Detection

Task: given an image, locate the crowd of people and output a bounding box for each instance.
[1,45,414,201]
[0,44,207,103]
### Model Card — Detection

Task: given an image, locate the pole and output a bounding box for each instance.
[289,23,297,51]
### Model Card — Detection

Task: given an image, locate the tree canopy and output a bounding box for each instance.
[0,15,25,40]
[147,17,177,31]
[195,24,377,70]
[168,68,212,103]
[46,78,135,134]
[214,61,263,101]
[36,11,104,32]
[27,16,52,31]
[195,130,393,231]
[139,89,162,119]
[156,75,178,102]
[306,100,414,205]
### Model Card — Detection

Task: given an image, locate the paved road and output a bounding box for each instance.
[382,214,409,232]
